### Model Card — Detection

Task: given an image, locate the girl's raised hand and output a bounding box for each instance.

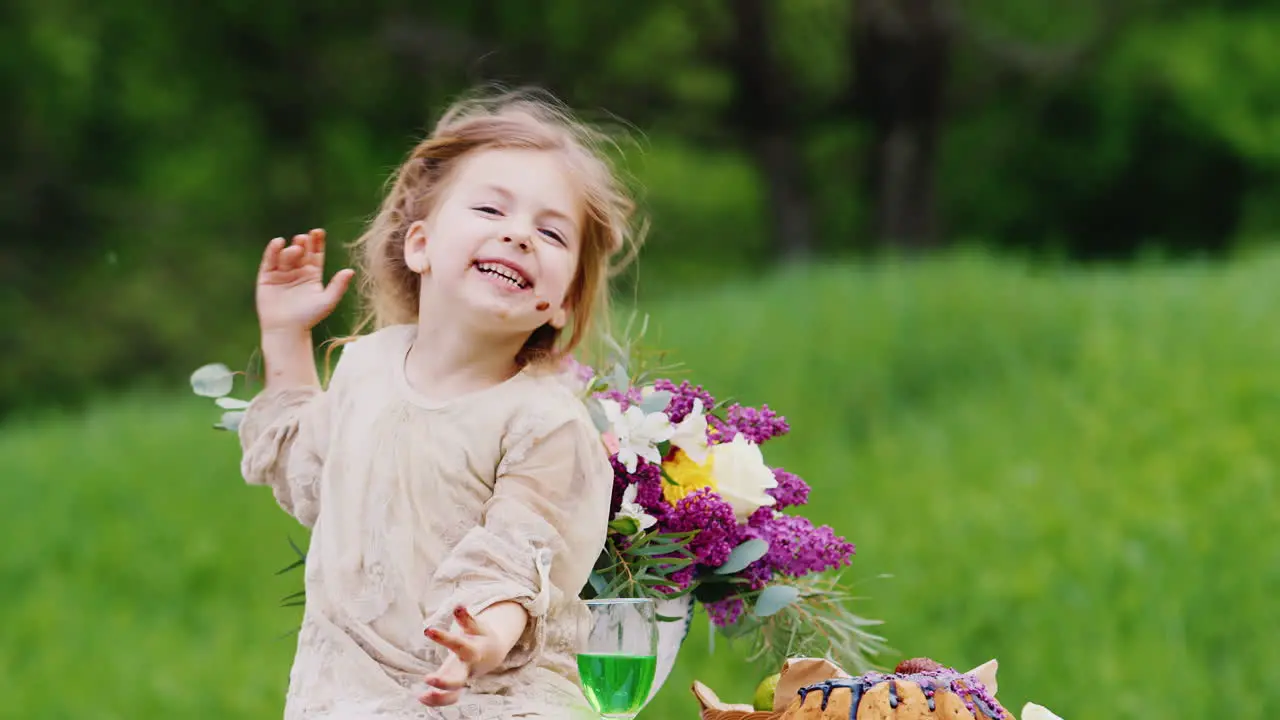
[256,229,355,335]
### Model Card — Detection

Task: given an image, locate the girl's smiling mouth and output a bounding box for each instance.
[472,258,532,290]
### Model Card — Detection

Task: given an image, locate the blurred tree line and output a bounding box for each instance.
[3,0,1280,415]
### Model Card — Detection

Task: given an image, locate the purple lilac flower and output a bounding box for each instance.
[563,356,596,386]
[610,457,668,519]
[706,415,730,439]
[597,387,644,408]
[719,403,791,444]
[663,488,739,570]
[767,469,811,510]
[653,379,717,424]
[742,512,856,589]
[705,597,746,627]
[666,565,697,590]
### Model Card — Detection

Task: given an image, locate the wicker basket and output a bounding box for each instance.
[690,658,848,720]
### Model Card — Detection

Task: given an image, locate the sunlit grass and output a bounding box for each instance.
[6,248,1280,718]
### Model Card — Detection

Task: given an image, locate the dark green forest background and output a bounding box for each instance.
[5,0,1279,417]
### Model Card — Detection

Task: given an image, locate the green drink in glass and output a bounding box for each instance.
[577,598,659,719]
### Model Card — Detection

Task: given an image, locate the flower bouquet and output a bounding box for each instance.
[561,322,887,676]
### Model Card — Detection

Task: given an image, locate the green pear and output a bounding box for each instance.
[753,672,781,711]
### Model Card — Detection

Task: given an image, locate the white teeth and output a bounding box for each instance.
[475,262,528,288]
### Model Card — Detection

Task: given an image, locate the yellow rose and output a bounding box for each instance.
[661,448,716,506]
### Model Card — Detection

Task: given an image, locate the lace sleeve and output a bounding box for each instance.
[237,385,329,528]
[424,409,612,675]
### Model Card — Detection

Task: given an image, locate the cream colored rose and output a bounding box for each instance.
[708,433,779,521]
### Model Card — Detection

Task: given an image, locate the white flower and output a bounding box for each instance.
[598,398,674,473]
[611,484,657,535]
[669,398,710,465]
[708,433,779,521]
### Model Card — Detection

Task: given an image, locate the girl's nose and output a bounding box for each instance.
[502,235,531,251]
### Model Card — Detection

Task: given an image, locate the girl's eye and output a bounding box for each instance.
[474,205,501,216]
[540,228,566,245]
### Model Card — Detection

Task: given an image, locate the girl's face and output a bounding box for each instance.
[404,148,584,336]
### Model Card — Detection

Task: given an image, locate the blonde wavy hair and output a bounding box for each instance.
[337,87,645,369]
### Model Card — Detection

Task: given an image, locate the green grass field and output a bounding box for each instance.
[6,248,1280,719]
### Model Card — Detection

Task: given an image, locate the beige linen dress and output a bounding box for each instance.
[238,324,613,719]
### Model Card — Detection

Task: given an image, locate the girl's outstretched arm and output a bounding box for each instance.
[420,404,614,705]
[237,229,353,527]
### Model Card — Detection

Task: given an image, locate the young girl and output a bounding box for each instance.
[237,89,642,719]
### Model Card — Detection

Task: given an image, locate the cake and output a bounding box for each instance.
[781,657,1011,720]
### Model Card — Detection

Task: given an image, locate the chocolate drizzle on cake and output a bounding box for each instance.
[795,660,1007,720]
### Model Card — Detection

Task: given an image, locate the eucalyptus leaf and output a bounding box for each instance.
[585,398,610,434]
[638,390,673,414]
[216,410,245,432]
[191,363,235,397]
[588,572,608,596]
[607,363,629,392]
[714,538,770,575]
[215,396,251,410]
[753,584,801,618]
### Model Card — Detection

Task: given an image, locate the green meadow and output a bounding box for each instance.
[5,249,1279,719]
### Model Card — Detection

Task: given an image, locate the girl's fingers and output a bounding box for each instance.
[418,687,461,707]
[453,606,484,636]
[290,234,310,266]
[424,627,477,663]
[425,668,467,691]
[322,269,355,308]
[420,653,469,706]
[260,230,325,276]
[309,228,326,257]
[260,237,285,273]
[305,229,327,269]
[277,244,304,271]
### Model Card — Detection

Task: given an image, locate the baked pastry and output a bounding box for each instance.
[782,657,1010,719]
